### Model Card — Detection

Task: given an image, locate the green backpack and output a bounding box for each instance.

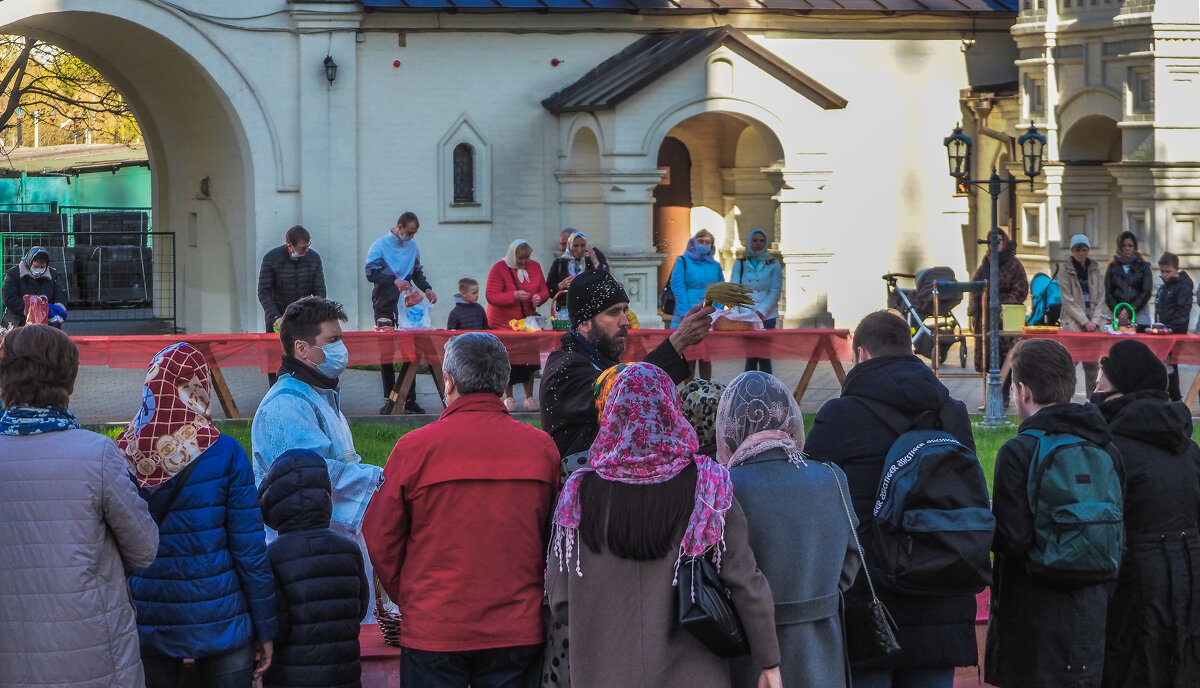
[1021,429,1124,583]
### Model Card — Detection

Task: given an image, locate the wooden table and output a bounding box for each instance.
[1018,331,1200,406]
[72,329,851,418]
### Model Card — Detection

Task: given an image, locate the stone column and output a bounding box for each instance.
[774,170,836,327]
[557,169,665,323]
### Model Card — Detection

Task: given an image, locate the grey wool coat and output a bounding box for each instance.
[728,450,861,688]
[0,429,159,688]
[546,497,781,688]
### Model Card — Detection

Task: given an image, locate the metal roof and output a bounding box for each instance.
[542,25,848,114]
[363,0,1016,10]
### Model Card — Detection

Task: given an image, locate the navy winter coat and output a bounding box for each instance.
[1155,271,1194,334]
[804,354,979,670]
[259,450,368,688]
[257,245,327,326]
[130,434,278,659]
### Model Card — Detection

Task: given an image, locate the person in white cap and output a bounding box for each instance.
[1057,233,1106,395]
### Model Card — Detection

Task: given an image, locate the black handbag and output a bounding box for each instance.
[676,554,750,658]
[828,463,901,664]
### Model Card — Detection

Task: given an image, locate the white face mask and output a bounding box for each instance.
[30,267,46,277]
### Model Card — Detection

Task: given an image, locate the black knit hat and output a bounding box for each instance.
[1101,339,1167,394]
[567,270,629,328]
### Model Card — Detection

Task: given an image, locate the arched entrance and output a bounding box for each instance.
[0,1,271,333]
[651,112,786,307]
[1060,115,1122,254]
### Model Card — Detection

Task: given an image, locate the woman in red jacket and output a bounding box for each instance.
[486,239,550,411]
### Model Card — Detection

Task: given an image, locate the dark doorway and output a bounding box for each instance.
[653,136,692,296]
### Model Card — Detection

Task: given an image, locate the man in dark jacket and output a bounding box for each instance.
[362,332,560,688]
[1154,252,1193,399]
[1094,340,1200,688]
[258,225,326,384]
[259,449,369,688]
[538,269,714,458]
[804,310,977,688]
[986,338,1124,688]
[1,246,68,327]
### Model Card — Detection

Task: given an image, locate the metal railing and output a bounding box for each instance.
[1,229,176,334]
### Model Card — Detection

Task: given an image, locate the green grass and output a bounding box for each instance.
[94,415,1200,497]
[93,422,419,468]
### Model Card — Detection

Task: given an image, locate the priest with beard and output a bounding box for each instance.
[539,269,714,457]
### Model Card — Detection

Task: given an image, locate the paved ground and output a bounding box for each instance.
[70,339,1182,424]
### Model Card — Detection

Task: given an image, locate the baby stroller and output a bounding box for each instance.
[883,268,972,369]
[1027,270,1061,326]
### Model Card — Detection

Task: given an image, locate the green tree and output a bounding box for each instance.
[0,35,140,149]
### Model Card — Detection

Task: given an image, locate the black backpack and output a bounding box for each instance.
[853,396,995,596]
[658,257,686,316]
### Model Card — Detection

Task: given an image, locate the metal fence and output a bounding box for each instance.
[1,223,176,334]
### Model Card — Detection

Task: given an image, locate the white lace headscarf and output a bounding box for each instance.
[715,371,806,468]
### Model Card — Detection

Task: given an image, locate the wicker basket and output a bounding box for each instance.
[374,574,402,647]
[551,291,571,331]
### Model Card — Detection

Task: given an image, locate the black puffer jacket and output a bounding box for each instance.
[258,450,368,688]
[1105,253,1154,316]
[804,354,978,670]
[257,246,327,326]
[1156,272,1194,334]
[986,403,1124,688]
[1100,392,1200,688]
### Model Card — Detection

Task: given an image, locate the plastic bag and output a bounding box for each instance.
[23,295,49,325]
[711,307,764,332]
[396,301,433,330]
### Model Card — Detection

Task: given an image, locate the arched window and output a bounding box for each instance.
[453,143,475,204]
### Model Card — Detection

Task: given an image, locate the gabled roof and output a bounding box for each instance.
[542,26,848,114]
[363,0,1016,10]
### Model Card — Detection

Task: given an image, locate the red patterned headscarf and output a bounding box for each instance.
[117,343,220,487]
[551,362,734,578]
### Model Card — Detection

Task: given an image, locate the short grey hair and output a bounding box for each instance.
[443,332,510,396]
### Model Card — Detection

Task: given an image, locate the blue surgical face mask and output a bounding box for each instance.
[313,340,348,378]
[696,244,713,256]
[30,267,47,276]
[290,252,302,260]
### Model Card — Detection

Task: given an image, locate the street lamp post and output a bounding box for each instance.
[944,123,1046,426]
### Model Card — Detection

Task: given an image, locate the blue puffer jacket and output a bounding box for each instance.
[670,254,724,328]
[130,434,278,658]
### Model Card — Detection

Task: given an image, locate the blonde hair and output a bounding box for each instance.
[693,229,715,243]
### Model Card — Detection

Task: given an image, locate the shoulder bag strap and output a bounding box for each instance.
[150,458,201,526]
[827,463,882,604]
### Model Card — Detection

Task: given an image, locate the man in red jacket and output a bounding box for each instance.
[363,332,560,688]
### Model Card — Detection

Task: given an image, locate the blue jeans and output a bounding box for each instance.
[745,317,776,374]
[851,666,955,688]
[142,644,255,688]
[401,644,543,688]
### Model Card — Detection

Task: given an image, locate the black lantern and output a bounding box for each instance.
[943,126,971,179]
[324,55,338,84]
[1017,122,1046,180]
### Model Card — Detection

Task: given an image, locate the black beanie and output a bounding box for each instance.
[567,270,629,328]
[1101,339,1167,394]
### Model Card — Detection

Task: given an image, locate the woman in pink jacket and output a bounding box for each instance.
[486,239,550,410]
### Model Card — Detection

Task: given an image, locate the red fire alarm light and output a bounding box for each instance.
[393,60,402,68]
[550,58,563,67]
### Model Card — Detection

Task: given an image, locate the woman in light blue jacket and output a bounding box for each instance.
[670,229,724,328]
[671,229,724,379]
[732,228,783,373]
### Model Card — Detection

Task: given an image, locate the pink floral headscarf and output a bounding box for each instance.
[551,362,734,578]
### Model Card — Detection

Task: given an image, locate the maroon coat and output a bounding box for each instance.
[362,394,560,652]
[969,242,1028,372]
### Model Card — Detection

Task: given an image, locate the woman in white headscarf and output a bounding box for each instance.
[546,231,609,295]
[716,371,862,688]
[731,229,783,373]
[486,239,550,410]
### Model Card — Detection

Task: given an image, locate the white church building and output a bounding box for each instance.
[1,0,1194,333]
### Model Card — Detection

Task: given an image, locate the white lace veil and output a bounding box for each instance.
[715,371,806,467]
